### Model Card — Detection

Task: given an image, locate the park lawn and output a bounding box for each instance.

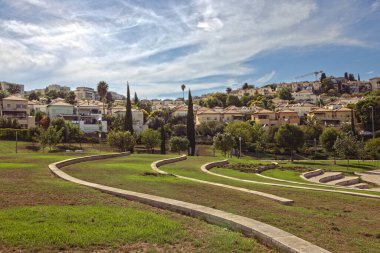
[161,156,380,196]
[0,144,273,253]
[63,154,380,253]
[276,160,379,173]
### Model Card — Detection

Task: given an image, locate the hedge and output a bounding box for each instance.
[0,128,37,141]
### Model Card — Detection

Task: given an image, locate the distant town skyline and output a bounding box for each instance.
[0,0,379,98]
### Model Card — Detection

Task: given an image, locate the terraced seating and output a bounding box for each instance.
[302,170,370,188]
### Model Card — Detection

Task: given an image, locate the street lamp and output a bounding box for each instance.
[239,136,242,159]
[369,106,375,139]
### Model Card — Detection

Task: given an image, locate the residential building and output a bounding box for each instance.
[196,108,223,125]
[276,103,317,118]
[1,95,35,128]
[0,82,25,95]
[369,77,380,90]
[113,108,147,133]
[74,87,97,100]
[47,84,70,93]
[276,110,300,125]
[108,91,125,100]
[162,99,174,105]
[291,90,318,102]
[342,81,372,93]
[174,98,185,105]
[47,101,74,119]
[308,107,353,127]
[251,109,277,126]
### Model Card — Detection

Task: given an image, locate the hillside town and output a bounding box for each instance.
[1,73,379,137]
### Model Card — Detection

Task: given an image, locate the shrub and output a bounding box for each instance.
[170,136,189,154]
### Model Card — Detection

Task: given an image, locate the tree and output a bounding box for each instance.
[51,118,69,142]
[181,84,186,100]
[226,87,232,94]
[65,91,76,105]
[160,126,166,154]
[39,116,50,129]
[134,92,139,105]
[213,132,235,157]
[141,129,161,153]
[348,73,356,81]
[196,121,225,137]
[107,131,135,152]
[275,124,304,162]
[124,82,134,134]
[28,92,39,101]
[36,126,63,152]
[170,136,189,154]
[277,87,293,100]
[320,72,327,82]
[365,138,380,159]
[334,134,361,164]
[226,95,241,107]
[319,127,341,164]
[172,124,187,136]
[97,81,108,114]
[242,83,249,90]
[358,74,361,81]
[147,116,164,130]
[7,84,21,95]
[344,72,349,80]
[204,97,223,108]
[224,121,253,146]
[211,93,227,107]
[321,78,335,93]
[240,95,254,107]
[355,95,380,132]
[186,90,196,156]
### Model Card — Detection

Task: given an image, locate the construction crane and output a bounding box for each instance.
[295,70,324,81]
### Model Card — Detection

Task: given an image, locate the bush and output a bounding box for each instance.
[0,128,35,141]
[170,136,189,154]
[107,131,136,152]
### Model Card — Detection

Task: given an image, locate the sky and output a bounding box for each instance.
[0,0,380,99]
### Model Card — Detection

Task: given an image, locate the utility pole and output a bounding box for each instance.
[369,106,375,139]
[15,130,18,154]
[239,136,242,159]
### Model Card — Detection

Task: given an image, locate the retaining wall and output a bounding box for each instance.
[49,154,330,253]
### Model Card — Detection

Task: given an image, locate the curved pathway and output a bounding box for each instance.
[202,161,380,200]
[49,153,329,253]
[151,156,294,205]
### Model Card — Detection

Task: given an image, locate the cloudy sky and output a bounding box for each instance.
[0,0,379,98]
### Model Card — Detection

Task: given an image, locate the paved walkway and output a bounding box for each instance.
[49,153,330,253]
[355,172,380,192]
[202,162,380,200]
[151,156,294,205]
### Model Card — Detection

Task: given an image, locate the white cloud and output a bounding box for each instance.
[371,0,380,11]
[256,71,276,84]
[0,0,375,97]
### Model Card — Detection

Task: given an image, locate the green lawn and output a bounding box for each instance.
[62,154,380,253]
[0,141,272,253]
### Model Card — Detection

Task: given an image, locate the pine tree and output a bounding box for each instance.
[358,74,360,81]
[186,89,196,156]
[344,72,349,80]
[320,73,327,82]
[160,126,166,154]
[124,82,134,134]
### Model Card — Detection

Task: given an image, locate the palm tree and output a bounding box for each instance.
[181,84,186,100]
[226,87,232,94]
[97,81,108,115]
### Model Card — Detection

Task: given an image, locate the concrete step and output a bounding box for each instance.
[302,169,323,179]
[349,183,369,189]
[308,172,344,183]
[326,176,360,186]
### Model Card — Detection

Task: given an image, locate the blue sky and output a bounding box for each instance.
[0,0,379,98]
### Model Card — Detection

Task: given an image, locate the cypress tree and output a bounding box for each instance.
[186,89,196,156]
[124,82,134,134]
[134,92,139,104]
[160,126,166,154]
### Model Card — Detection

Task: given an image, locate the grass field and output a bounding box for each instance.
[0,141,273,253]
[62,154,380,253]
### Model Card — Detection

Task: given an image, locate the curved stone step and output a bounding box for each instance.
[349,183,369,189]
[308,172,343,183]
[302,169,323,179]
[326,176,360,186]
